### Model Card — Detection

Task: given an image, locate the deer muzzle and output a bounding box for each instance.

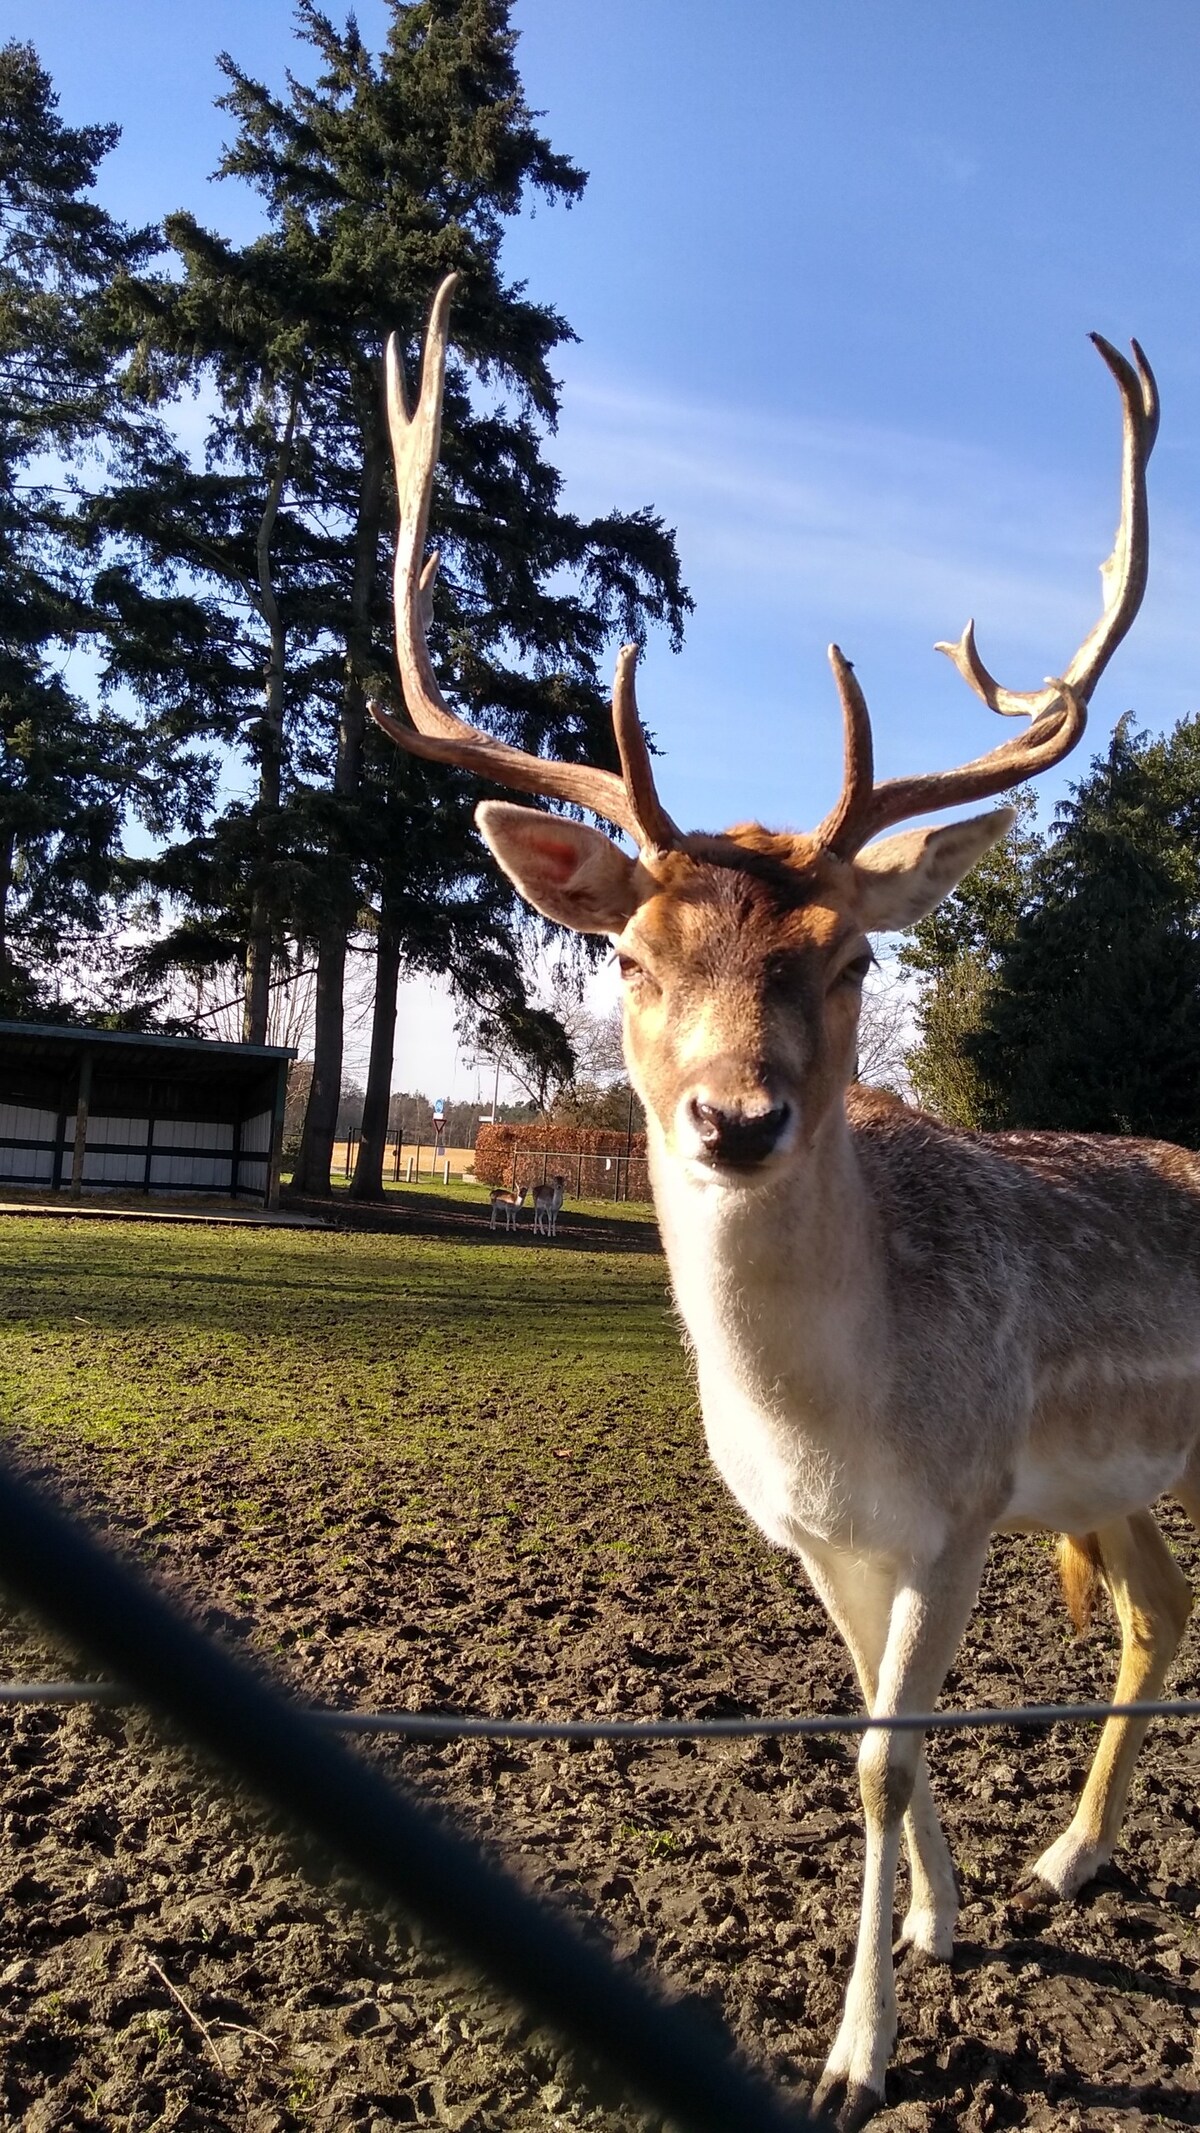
[680,1084,796,1173]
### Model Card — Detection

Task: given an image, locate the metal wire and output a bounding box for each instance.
[4,1677,1200,1739]
[0,1454,815,2133]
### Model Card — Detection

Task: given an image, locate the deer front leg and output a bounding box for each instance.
[800,1547,957,1963]
[811,1531,990,2133]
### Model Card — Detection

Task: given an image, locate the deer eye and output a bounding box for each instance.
[616,952,660,998]
[835,950,874,989]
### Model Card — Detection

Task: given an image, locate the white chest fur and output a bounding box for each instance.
[654,1145,932,1560]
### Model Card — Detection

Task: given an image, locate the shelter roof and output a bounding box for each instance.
[0,1021,295,1086]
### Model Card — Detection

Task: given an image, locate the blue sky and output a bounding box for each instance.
[17,1,1200,1097]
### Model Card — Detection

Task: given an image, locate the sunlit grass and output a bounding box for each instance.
[0,1217,701,1550]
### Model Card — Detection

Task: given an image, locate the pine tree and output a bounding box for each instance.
[111,1,689,1196]
[974,718,1200,1142]
[0,42,188,1015]
[92,381,334,1033]
[901,791,1041,1125]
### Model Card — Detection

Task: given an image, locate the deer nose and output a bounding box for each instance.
[687,1095,793,1168]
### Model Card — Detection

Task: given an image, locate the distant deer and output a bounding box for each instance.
[488,1185,526,1232]
[531,1176,566,1238]
[373,280,1187,2129]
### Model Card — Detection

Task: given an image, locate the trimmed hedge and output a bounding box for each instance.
[475,1121,650,1203]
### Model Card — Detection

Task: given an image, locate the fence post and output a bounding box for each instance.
[393,1137,401,1182]
[406,1156,414,1183]
[576,1152,583,1198]
[442,1157,450,1185]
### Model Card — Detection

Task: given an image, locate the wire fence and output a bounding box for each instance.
[6,1451,1200,2130]
[5,1676,1200,1741]
[499,1147,650,1203]
[0,1451,815,2133]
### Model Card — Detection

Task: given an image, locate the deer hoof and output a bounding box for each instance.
[812,2075,885,2131]
[1009,1874,1059,1920]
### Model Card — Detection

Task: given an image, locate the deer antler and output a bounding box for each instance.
[369,274,681,856]
[816,335,1158,859]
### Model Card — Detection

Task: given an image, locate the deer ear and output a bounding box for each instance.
[476,801,646,934]
[851,806,1015,930]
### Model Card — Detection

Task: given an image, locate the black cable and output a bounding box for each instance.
[0,1454,816,2133]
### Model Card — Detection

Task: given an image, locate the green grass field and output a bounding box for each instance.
[0,1211,709,1559]
[6,1212,1198,2129]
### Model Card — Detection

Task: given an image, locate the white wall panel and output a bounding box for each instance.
[88,1115,148,1147]
[0,1088,277,1194]
[0,1145,54,1182]
[0,1102,58,1143]
[155,1118,233,1152]
[241,1110,272,1155]
[149,1152,233,1190]
[83,1151,145,1185]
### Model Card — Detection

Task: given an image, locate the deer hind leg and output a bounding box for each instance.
[804,1534,988,2130]
[1029,1509,1192,1901]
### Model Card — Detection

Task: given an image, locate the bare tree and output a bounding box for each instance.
[855,956,915,1097]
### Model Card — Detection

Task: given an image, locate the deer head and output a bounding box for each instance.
[372,279,1157,1182]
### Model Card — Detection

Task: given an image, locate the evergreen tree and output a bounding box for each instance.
[975,718,1200,1142]
[0,43,197,1015]
[92,382,335,1033]
[111,0,689,1196]
[901,791,1040,1125]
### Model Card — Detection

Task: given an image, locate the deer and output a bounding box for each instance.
[488,1184,526,1232]
[370,278,1193,2128]
[532,1175,567,1238]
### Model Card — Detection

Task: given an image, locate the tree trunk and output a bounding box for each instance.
[349,907,401,1201]
[290,370,384,1196]
[0,825,12,975]
[243,387,298,1046]
[289,933,348,1195]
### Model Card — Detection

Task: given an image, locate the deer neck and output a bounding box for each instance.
[648,1102,878,1420]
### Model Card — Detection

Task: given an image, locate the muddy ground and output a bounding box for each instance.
[5,1233,1200,2127]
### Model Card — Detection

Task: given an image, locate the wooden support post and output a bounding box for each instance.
[51,1095,69,1194]
[267,1057,288,1210]
[69,1050,92,1200]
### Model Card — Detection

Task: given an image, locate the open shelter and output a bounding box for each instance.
[0,1022,294,1207]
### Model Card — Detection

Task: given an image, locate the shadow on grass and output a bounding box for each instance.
[282,1185,664,1256]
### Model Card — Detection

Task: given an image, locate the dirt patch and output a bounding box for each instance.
[4,1435,1200,2131]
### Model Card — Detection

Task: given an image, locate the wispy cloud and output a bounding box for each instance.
[902,132,980,189]
[556,367,1200,699]
[543,363,1200,832]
